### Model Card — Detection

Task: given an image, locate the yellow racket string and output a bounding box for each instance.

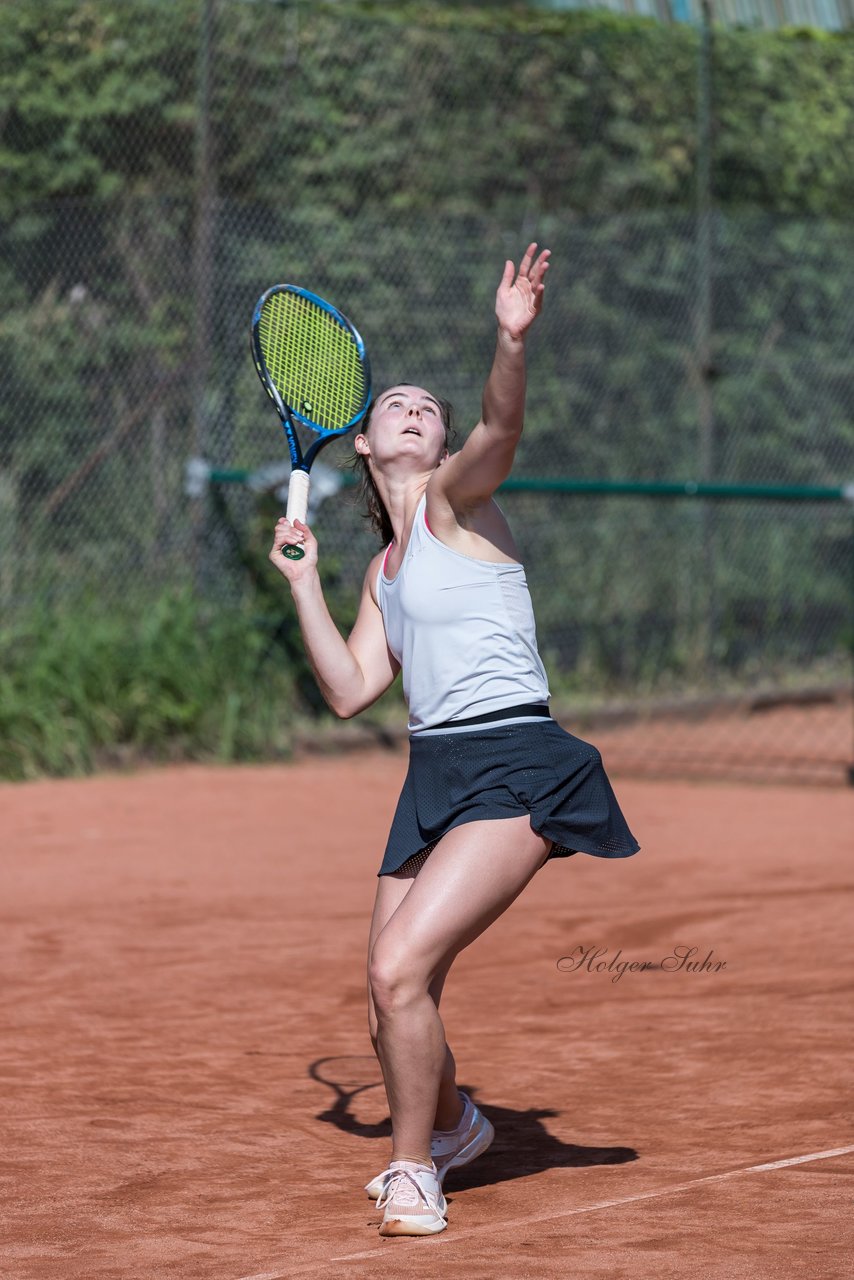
[258,292,366,431]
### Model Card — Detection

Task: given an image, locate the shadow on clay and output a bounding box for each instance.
[307,1056,638,1188]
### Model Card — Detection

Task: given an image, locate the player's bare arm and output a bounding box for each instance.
[270,525,399,718]
[428,242,550,552]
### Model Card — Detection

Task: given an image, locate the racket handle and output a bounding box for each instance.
[283,470,310,561]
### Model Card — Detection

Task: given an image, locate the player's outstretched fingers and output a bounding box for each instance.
[518,241,538,276]
[531,248,550,308]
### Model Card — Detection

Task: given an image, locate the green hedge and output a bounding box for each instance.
[1,1,852,218]
[0,590,306,778]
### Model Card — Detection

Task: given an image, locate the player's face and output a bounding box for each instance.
[356,385,448,470]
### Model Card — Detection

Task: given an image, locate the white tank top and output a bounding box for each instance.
[376,494,551,734]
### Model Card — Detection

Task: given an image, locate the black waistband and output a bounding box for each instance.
[429,702,551,731]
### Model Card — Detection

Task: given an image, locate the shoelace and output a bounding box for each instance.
[376,1167,444,1222]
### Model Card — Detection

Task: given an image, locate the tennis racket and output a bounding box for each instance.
[250,284,371,560]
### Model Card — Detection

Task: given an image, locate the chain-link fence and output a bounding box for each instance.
[1,1,852,781]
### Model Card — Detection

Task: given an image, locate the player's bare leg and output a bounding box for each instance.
[367,874,462,1132]
[368,816,552,1164]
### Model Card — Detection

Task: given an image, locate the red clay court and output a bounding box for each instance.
[2,746,853,1278]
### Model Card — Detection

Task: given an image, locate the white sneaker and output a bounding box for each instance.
[365,1091,494,1200]
[376,1158,448,1236]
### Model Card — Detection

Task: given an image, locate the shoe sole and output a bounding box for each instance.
[379,1215,448,1236]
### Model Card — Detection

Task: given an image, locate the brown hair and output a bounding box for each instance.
[350,385,456,545]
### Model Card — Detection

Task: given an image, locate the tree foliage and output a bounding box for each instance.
[2,1,853,217]
[0,0,851,750]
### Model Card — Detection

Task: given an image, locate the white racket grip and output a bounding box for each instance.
[286,469,310,525]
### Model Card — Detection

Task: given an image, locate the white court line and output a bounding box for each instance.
[232,1142,854,1279]
[234,1275,293,1280]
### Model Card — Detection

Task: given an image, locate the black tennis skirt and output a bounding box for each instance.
[378,708,640,877]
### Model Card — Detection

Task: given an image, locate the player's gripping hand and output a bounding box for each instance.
[268,517,318,581]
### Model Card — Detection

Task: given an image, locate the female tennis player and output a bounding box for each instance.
[268,243,640,1237]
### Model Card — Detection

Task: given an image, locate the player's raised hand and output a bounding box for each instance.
[495,242,551,341]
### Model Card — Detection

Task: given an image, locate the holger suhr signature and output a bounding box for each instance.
[557,945,727,983]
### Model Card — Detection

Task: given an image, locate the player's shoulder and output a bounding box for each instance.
[425,486,520,562]
[363,546,389,606]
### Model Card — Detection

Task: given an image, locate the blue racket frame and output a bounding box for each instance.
[250,283,373,475]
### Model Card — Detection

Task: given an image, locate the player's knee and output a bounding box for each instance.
[368,942,423,1016]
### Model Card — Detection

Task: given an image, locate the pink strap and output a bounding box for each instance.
[424,507,433,534]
